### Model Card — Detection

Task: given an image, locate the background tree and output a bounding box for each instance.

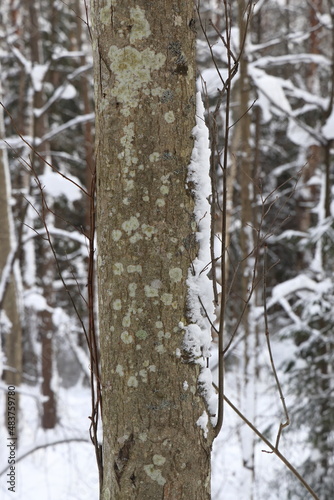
[0,0,94,427]
[0,67,22,417]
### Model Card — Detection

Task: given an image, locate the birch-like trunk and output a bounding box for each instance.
[91,1,213,498]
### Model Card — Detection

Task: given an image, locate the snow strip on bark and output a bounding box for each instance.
[180,92,217,435]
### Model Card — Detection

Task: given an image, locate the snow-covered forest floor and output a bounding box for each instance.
[0,384,98,499]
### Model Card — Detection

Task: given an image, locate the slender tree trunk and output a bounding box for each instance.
[234,2,257,496]
[24,0,57,429]
[74,0,95,232]
[0,72,23,398]
[91,1,213,498]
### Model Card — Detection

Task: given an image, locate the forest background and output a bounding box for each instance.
[0,0,333,499]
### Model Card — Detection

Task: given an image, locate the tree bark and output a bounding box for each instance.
[91,1,212,498]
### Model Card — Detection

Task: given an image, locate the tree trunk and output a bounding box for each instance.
[91,1,213,498]
[74,0,95,232]
[24,0,57,429]
[233,2,257,496]
[0,72,23,396]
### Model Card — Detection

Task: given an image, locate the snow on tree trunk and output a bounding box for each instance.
[91,1,213,498]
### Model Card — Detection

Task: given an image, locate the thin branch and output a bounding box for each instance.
[0,102,90,197]
[0,438,90,477]
[263,243,290,450]
[219,389,320,500]
[199,295,219,335]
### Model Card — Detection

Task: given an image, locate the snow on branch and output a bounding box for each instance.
[23,226,88,246]
[254,52,331,69]
[2,113,95,149]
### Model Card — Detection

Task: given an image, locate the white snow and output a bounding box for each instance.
[254,52,331,69]
[322,108,334,140]
[287,118,319,147]
[3,113,95,149]
[200,67,229,97]
[39,171,83,203]
[185,92,218,429]
[0,385,98,500]
[24,289,52,312]
[250,67,291,121]
[196,411,209,438]
[61,83,77,100]
[31,64,48,92]
[268,274,319,306]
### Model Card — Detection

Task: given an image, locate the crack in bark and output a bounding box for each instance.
[114,433,134,484]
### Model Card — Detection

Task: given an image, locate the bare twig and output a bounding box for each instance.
[0,103,90,197]
[218,388,320,500]
[263,243,290,450]
[0,438,90,478]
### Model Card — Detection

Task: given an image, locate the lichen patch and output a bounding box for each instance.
[116,364,124,377]
[169,267,182,283]
[127,264,142,274]
[149,152,160,163]
[122,216,140,234]
[143,464,166,486]
[128,283,137,297]
[139,432,147,442]
[113,262,124,275]
[121,331,133,344]
[120,123,136,167]
[127,375,139,387]
[164,111,175,123]
[112,229,122,241]
[156,198,165,207]
[122,315,131,328]
[160,185,169,195]
[144,285,159,298]
[153,454,166,466]
[161,293,173,305]
[129,6,151,44]
[108,46,166,116]
[155,344,166,354]
[113,299,122,310]
[136,329,147,340]
[141,224,157,238]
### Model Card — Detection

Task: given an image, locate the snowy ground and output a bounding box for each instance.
[0,384,99,500]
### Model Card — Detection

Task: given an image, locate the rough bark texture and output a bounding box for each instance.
[91,1,212,499]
